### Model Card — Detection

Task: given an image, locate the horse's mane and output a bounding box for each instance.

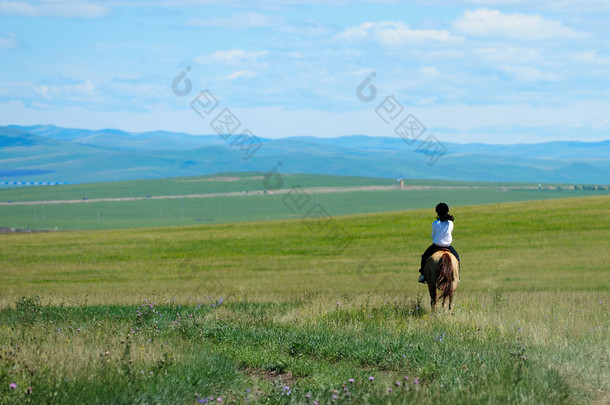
[437,252,454,300]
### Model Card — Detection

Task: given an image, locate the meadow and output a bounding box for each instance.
[0,172,608,230]
[0,194,608,404]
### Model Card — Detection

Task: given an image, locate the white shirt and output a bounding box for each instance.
[432,219,453,247]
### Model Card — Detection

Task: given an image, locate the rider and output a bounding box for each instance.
[418,202,460,283]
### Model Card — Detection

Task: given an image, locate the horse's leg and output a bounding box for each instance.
[427,283,437,311]
[449,267,458,312]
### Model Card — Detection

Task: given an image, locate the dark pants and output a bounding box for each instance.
[419,244,460,274]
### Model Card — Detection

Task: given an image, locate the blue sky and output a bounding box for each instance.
[1,0,610,143]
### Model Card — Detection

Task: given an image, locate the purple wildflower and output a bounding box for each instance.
[369,376,374,381]
[414,378,420,385]
[348,378,355,383]
[9,383,17,389]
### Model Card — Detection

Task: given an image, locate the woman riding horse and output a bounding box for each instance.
[418,202,460,283]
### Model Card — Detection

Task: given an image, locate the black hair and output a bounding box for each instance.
[435,202,454,222]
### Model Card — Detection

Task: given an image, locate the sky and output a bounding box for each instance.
[1,0,610,143]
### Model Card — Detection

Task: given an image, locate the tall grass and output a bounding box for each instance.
[0,196,608,403]
[0,292,606,404]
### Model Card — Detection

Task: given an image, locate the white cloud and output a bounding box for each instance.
[419,66,440,77]
[218,70,258,80]
[39,82,95,99]
[184,12,332,37]
[453,9,583,40]
[418,0,610,13]
[31,75,97,101]
[184,12,282,29]
[277,20,332,36]
[33,84,51,99]
[104,80,166,99]
[0,1,110,18]
[474,46,543,64]
[499,65,563,82]
[143,0,407,6]
[194,49,268,66]
[335,21,461,46]
[572,50,610,65]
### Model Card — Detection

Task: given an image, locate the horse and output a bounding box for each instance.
[423,249,460,311]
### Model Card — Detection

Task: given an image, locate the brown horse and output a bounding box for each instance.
[423,249,460,311]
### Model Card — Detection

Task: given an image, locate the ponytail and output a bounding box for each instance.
[437,213,454,222]
[435,202,454,222]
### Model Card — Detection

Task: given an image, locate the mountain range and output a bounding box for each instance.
[1,124,609,185]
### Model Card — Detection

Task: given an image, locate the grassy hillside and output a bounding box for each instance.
[0,173,397,202]
[0,196,608,404]
[2,195,608,302]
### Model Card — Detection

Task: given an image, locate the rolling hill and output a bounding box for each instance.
[1,124,609,185]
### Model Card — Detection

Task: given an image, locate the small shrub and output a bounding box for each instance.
[134,299,162,329]
[14,296,42,325]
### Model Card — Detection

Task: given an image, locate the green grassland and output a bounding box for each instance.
[0,172,608,230]
[0,173,398,202]
[0,195,608,404]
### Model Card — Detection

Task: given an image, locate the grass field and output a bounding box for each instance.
[0,195,608,404]
[0,172,608,230]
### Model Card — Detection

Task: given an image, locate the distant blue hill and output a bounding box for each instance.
[1,124,609,185]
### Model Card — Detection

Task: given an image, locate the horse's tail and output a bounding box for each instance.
[437,252,454,300]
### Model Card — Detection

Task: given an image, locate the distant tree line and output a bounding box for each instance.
[572,185,609,191]
[534,184,609,191]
